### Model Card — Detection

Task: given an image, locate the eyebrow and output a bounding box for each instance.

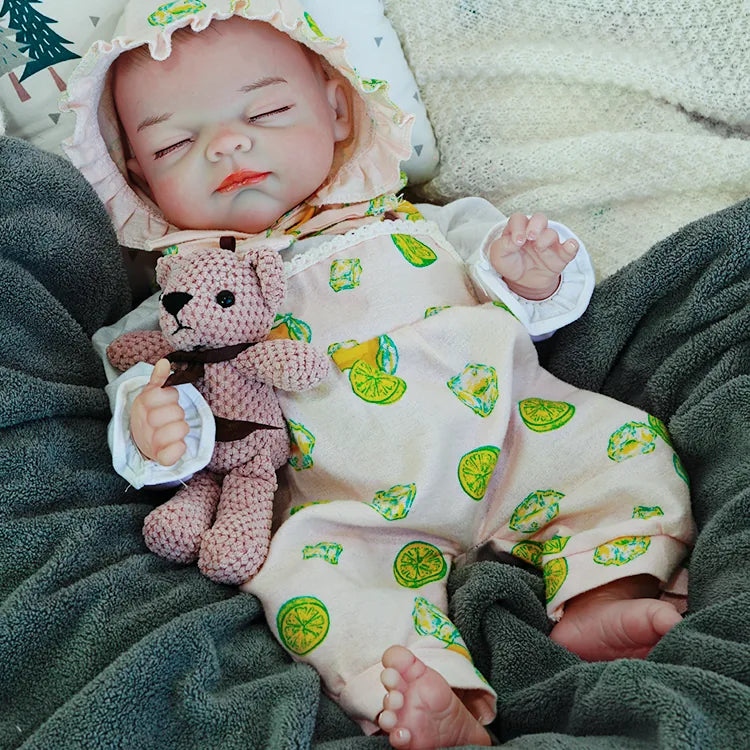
[136,112,173,132]
[238,76,287,93]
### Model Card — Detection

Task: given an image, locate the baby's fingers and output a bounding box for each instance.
[503,213,530,247]
[153,421,190,466]
[536,230,579,271]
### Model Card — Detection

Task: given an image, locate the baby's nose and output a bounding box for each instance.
[206,131,252,161]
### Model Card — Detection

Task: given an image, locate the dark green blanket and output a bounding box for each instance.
[1,135,748,748]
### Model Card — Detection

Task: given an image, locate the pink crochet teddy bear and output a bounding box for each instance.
[107,242,329,584]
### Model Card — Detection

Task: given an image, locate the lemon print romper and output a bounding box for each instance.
[243,219,694,730]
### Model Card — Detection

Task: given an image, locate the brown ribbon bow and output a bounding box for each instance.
[164,344,282,442]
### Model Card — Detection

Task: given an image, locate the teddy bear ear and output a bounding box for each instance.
[245,248,285,309]
[155,252,180,287]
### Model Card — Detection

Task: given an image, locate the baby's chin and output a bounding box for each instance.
[169,203,298,236]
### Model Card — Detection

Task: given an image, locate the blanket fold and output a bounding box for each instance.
[1,135,748,748]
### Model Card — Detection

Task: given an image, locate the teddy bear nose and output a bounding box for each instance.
[161,291,193,316]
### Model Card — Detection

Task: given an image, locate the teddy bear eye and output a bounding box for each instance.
[215,290,235,308]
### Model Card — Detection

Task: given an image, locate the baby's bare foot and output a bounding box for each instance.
[551,595,682,661]
[377,645,491,749]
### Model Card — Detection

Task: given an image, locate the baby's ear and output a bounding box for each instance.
[326,78,352,143]
[245,248,285,309]
[126,156,145,180]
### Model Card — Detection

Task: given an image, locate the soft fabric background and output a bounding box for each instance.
[0,0,438,181]
[2,136,749,748]
[384,0,750,280]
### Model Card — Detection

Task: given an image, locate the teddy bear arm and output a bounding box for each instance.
[235,340,329,392]
[107,330,174,372]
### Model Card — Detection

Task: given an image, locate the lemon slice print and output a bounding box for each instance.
[329,259,362,292]
[330,336,399,374]
[394,542,448,588]
[492,300,519,321]
[277,596,330,655]
[607,422,658,462]
[369,483,416,520]
[349,359,407,404]
[303,11,326,38]
[302,542,343,565]
[511,540,543,568]
[457,445,501,500]
[673,454,690,485]
[290,499,332,516]
[397,200,424,222]
[268,313,312,342]
[391,234,438,267]
[425,305,452,318]
[148,0,206,26]
[647,414,673,447]
[593,536,651,566]
[509,490,564,533]
[447,364,499,418]
[543,557,568,603]
[288,420,316,471]
[518,398,575,433]
[412,597,462,646]
[541,536,570,555]
[632,506,664,520]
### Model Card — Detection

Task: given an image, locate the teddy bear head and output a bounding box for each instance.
[155,244,285,350]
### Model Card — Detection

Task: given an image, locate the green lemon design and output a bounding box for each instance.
[519,398,575,432]
[412,597,464,649]
[375,335,399,375]
[277,596,330,655]
[492,300,519,320]
[447,364,499,417]
[425,305,452,318]
[632,506,664,520]
[457,445,501,500]
[269,313,312,342]
[162,244,179,256]
[349,359,407,405]
[304,11,326,37]
[673,453,690,485]
[397,200,424,222]
[593,536,651,566]
[543,557,569,603]
[394,542,448,589]
[288,420,316,471]
[509,490,564,533]
[648,414,673,447]
[391,234,438,267]
[542,536,571,555]
[147,0,205,26]
[369,483,416,521]
[289,500,333,516]
[302,542,343,565]
[511,541,543,569]
[607,422,658,462]
[329,259,362,291]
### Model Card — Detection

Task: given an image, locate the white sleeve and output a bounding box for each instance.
[416,198,596,339]
[95,298,216,489]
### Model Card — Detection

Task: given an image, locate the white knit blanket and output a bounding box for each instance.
[384,0,750,280]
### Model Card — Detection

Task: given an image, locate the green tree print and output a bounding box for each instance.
[1,0,79,86]
[0,22,27,77]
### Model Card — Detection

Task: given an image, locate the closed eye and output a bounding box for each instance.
[154,138,193,159]
[248,105,293,123]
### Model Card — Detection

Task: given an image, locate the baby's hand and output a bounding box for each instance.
[130,359,189,465]
[489,213,579,300]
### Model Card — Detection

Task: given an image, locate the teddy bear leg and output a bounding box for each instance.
[198,454,276,585]
[143,471,222,563]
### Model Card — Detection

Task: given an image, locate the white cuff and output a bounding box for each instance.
[106,362,216,489]
[469,220,595,339]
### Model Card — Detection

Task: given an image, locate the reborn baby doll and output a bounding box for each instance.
[63,2,694,747]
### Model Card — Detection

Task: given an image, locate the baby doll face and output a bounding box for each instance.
[113,17,351,234]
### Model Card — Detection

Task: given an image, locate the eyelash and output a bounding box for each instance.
[153,106,293,160]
